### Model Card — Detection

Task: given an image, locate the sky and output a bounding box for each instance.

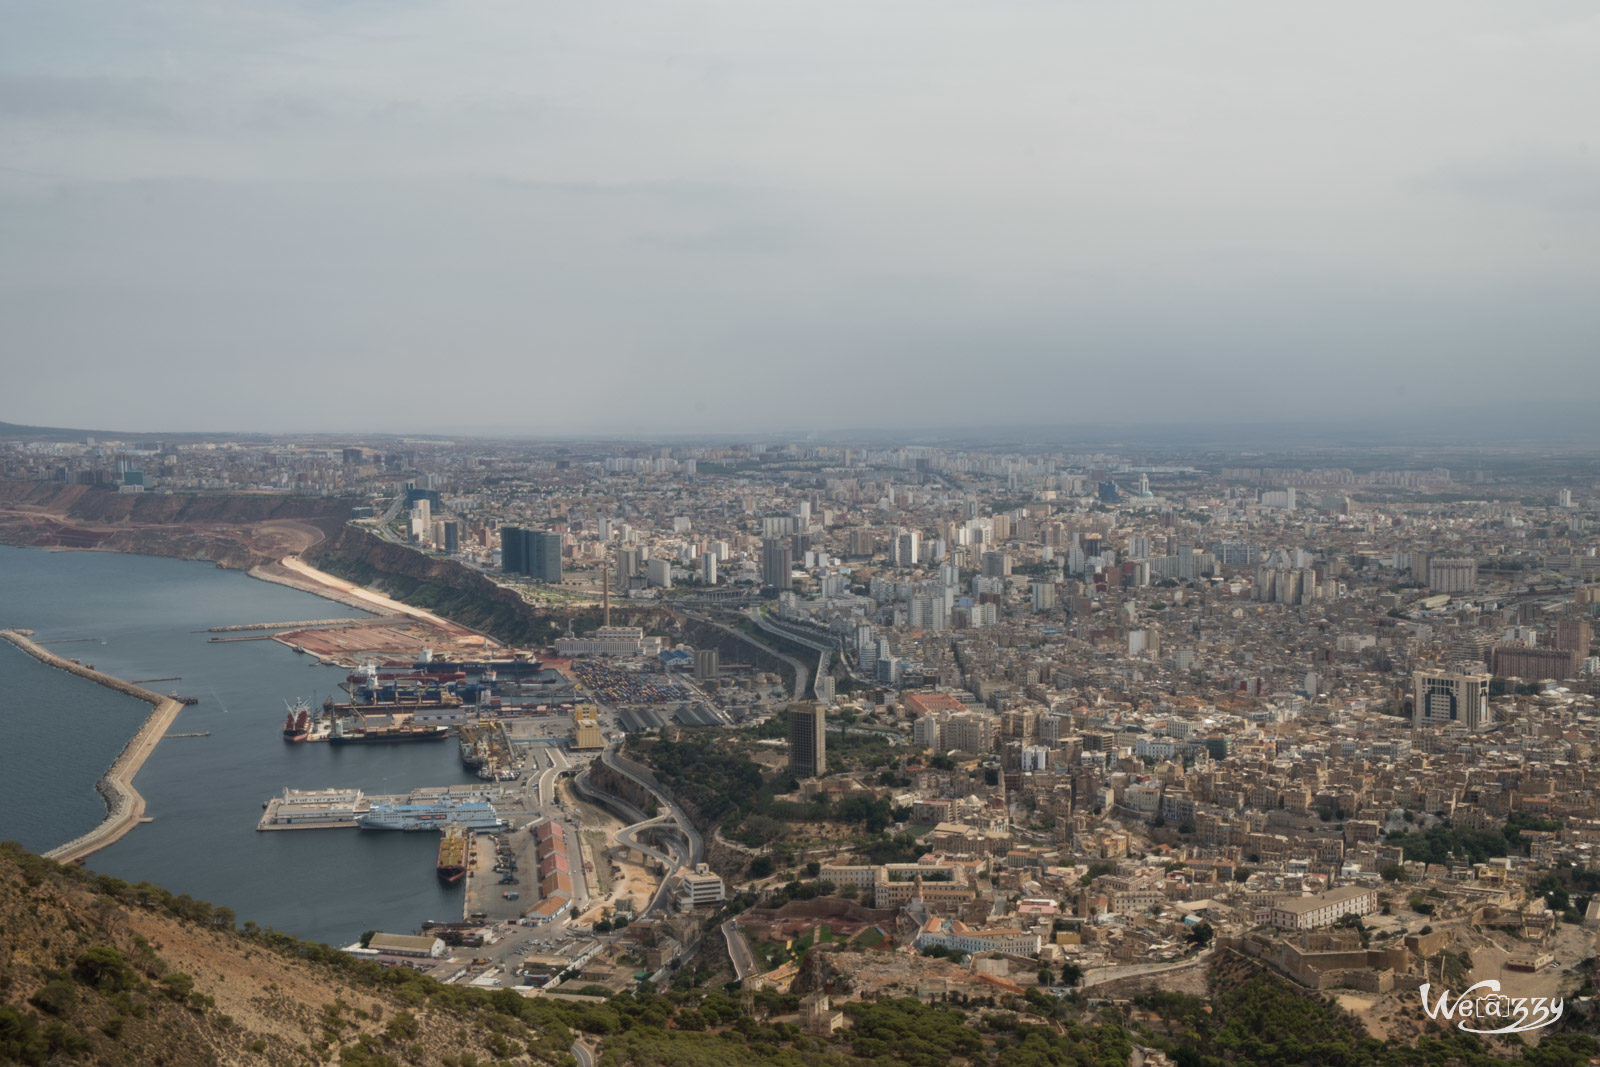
[2,1,1597,436]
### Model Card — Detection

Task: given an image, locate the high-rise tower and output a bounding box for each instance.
[787,701,826,778]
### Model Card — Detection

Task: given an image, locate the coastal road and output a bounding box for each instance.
[722,920,762,982]
[598,746,703,866]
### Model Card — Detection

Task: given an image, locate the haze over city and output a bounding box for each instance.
[3,1,1598,435]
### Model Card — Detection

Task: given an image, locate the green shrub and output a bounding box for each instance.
[28,979,77,1017]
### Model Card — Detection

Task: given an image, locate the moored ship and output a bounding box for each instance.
[327,719,452,744]
[436,826,468,884]
[281,699,312,742]
[358,799,504,832]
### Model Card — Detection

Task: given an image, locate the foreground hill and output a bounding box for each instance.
[0,844,571,1066]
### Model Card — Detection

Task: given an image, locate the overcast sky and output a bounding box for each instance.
[3,1,1597,436]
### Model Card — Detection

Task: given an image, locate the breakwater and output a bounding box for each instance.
[204,616,381,633]
[0,628,182,864]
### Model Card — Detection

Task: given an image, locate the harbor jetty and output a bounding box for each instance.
[1,629,184,864]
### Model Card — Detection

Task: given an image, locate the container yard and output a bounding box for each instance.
[571,661,692,705]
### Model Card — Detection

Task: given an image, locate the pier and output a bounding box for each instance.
[2,628,183,865]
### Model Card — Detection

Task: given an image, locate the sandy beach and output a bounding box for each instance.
[250,555,498,649]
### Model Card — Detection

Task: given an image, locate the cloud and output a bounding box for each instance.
[0,75,186,127]
[2,1,1599,434]
[1423,150,1600,213]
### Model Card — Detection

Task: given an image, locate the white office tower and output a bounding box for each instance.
[702,552,717,585]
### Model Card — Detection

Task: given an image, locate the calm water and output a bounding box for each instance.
[0,546,481,945]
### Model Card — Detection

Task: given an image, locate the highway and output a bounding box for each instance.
[565,742,708,918]
[674,607,810,702]
[598,746,704,867]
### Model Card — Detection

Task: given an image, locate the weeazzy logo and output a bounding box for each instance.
[1419,981,1563,1035]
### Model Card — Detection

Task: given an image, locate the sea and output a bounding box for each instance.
[0,545,483,947]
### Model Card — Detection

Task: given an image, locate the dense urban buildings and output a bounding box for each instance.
[3,426,1598,1040]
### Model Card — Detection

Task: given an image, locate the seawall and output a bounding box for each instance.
[0,629,182,864]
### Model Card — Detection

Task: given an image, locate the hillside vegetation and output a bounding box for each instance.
[0,843,571,1066]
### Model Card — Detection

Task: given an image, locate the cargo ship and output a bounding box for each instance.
[358,799,504,832]
[333,665,471,711]
[436,826,468,884]
[282,699,312,742]
[327,719,452,745]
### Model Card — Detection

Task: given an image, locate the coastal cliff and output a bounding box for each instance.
[0,478,672,648]
[305,524,666,648]
[0,481,350,569]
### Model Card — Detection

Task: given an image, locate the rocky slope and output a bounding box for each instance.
[0,481,350,569]
[0,844,571,1066]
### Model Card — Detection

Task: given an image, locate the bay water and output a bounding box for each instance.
[0,546,481,946]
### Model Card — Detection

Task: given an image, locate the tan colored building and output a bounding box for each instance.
[572,704,604,750]
[1262,886,1378,931]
